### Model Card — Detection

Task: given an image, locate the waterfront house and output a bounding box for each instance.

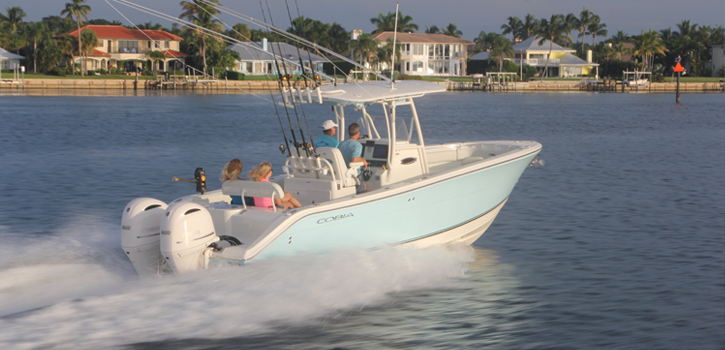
[54,25,189,73]
[501,36,599,78]
[0,47,24,71]
[707,43,724,77]
[371,32,473,76]
[227,39,326,76]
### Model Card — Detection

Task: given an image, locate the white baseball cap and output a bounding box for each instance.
[321,120,338,130]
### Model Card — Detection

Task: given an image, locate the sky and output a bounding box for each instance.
[2,0,723,43]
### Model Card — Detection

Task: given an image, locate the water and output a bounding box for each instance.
[0,91,723,349]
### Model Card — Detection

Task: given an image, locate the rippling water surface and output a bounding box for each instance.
[0,91,722,349]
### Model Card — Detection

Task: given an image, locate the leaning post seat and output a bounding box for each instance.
[282,147,362,204]
[221,180,285,212]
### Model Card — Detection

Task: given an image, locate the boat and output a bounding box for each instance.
[115,1,542,277]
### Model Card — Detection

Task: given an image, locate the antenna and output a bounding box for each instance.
[390,3,399,87]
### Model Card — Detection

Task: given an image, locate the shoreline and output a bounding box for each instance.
[1,78,723,94]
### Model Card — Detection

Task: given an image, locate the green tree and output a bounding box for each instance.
[500,16,521,42]
[588,16,608,46]
[145,50,166,75]
[519,14,539,40]
[442,23,462,38]
[473,31,500,53]
[60,0,91,76]
[488,35,515,72]
[229,22,250,42]
[24,21,51,73]
[633,29,666,71]
[370,11,417,34]
[424,25,440,34]
[575,7,594,54]
[1,6,27,53]
[179,0,222,76]
[537,14,570,79]
[79,28,97,72]
[349,33,377,66]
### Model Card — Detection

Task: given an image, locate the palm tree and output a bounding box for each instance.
[80,28,97,72]
[145,50,166,75]
[349,33,377,67]
[377,38,401,74]
[442,23,462,38]
[1,6,27,53]
[370,11,418,34]
[489,36,514,72]
[473,31,500,52]
[328,22,349,54]
[229,23,250,42]
[500,16,521,42]
[425,25,440,34]
[519,14,539,40]
[633,29,666,71]
[537,14,570,79]
[61,0,91,76]
[608,30,631,60]
[588,16,607,46]
[576,7,594,53]
[179,0,222,76]
[23,22,50,73]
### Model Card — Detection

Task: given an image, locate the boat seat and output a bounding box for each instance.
[221,180,285,212]
[316,147,362,188]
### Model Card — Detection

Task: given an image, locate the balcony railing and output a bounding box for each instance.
[511,58,560,66]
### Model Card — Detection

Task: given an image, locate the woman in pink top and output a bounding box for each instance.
[248,162,302,209]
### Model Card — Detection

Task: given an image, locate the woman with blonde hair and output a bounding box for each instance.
[221,158,243,182]
[248,161,302,209]
[221,159,246,205]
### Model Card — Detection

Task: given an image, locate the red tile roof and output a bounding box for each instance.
[161,50,190,58]
[55,25,183,41]
[88,49,111,57]
[372,32,473,45]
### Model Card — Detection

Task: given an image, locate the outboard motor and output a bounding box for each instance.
[160,201,219,273]
[121,198,168,278]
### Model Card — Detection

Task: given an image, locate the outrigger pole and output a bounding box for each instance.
[285,0,316,154]
[259,0,301,157]
[266,0,311,157]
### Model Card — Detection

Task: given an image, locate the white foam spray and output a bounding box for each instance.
[0,219,474,349]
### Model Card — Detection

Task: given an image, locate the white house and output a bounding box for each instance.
[371,32,473,76]
[228,39,326,76]
[708,43,724,77]
[0,47,24,70]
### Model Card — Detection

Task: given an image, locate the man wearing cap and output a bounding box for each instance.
[314,120,340,148]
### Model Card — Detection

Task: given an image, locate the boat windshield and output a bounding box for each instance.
[359,103,419,145]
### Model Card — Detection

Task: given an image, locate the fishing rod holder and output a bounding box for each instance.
[172,167,207,194]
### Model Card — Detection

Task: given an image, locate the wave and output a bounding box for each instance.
[0,219,473,349]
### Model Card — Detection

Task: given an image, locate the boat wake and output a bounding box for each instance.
[0,218,474,349]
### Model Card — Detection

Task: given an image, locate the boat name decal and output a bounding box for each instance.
[317,213,354,224]
[121,225,131,230]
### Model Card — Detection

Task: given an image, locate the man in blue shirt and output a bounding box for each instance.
[314,120,339,148]
[338,123,368,193]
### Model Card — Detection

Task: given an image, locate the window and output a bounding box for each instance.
[412,61,424,72]
[413,44,424,55]
[244,61,253,73]
[164,41,170,49]
[154,41,160,48]
[119,41,139,53]
[406,61,410,72]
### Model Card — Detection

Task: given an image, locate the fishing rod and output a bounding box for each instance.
[260,0,301,157]
[285,0,316,154]
[266,0,311,157]
[195,0,390,83]
[109,0,328,82]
